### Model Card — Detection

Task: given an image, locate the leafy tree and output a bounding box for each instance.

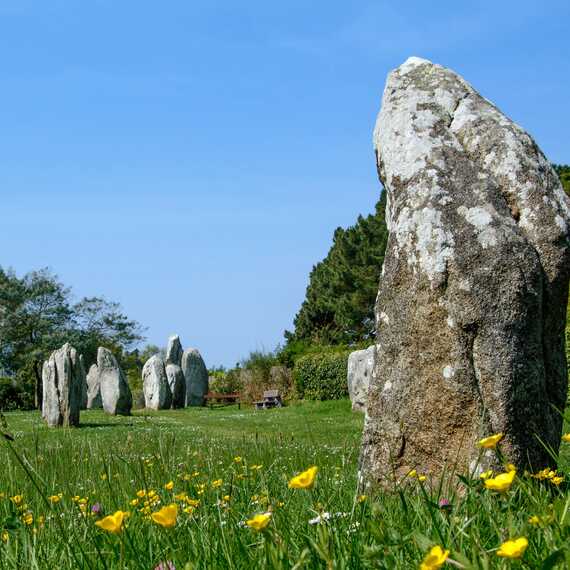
[0,267,145,408]
[67,296,145,366]
[287,191,388,345]
[0,268,72,405]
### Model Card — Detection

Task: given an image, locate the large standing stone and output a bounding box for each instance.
[182,348,209,406]
[97,347,132,415]
[360,57,570,487]
[86,364,103,409]
[142,355,172,410]
[347,346,375,413]
[42,343,84,427]
[165,335,183,366]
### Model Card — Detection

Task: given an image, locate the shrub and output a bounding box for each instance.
[278,339,369,368]
[293,351,350,400]
[0,377,34,411]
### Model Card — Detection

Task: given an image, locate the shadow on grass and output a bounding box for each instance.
[76,422,138,429]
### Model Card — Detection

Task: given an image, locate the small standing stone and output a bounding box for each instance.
[166,363,186,409]
[142,355,172,410]
[86,363,103,409]
[80,354,88,410]
[347,346,375,413]
[165,335,183,366]
[182,348,209,406]
[97,347,132,416]
[42,343,84,427]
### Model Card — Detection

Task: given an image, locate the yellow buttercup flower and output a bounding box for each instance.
[212,479,223,489]
[496,537,528,559]
[95,511,127,534]
[288,466,318,489]
[528,515,540,525]
[532,468,561,482]
[479,470,493,480]
[407,469,418,478]
[136,489,146,498]
[1,531,8,543]
[561,433,570,442]
[233,456,242,463]
[185,498,200,508]
[151,504,178,528]
[484,469,516,492]
[478,433,504,449]
[10,495,23,506]
[357,494,367,503]
[164,481,174,491]
[48,494,62,504]
[419,545,449,570]
[245,512,271,531]
[22,512,33,525]
[130,498,140,507]
[418,475,427,482]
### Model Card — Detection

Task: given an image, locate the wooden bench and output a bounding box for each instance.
[204,392,240,409]
[254,390,283,410]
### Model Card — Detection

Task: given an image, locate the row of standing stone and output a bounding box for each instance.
[41,334,208,427]
[142,335,208,410]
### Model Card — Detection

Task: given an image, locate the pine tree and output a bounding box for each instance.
[288,192,388,345]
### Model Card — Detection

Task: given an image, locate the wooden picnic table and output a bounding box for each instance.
[254,389,283,410]
[204,392,241,409]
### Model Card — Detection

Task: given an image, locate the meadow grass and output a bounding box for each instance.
[0,400,569,569]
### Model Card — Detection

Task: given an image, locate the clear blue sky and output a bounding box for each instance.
[1,1,568,367]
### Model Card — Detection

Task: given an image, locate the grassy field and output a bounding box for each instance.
[0,400,569,569]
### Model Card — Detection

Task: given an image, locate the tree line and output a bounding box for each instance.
[0,267,148,409]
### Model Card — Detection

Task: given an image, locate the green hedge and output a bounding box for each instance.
[293,351,350,400]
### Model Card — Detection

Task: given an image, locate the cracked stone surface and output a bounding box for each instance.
[182,348,209,407]
[360,57,570,488]
[42,343,84,427]
[143,354,172,410]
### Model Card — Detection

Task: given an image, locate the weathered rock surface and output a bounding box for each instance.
[80,355,88,409]
[166,335,183,366]
[166,363,186,409]
[86,364,103,409]
[182,348,208,406]
[142,355,172,410]
[97,347,132,415]
[348,346,375,413]
[360,57,570,487]
[42,343,84,427]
